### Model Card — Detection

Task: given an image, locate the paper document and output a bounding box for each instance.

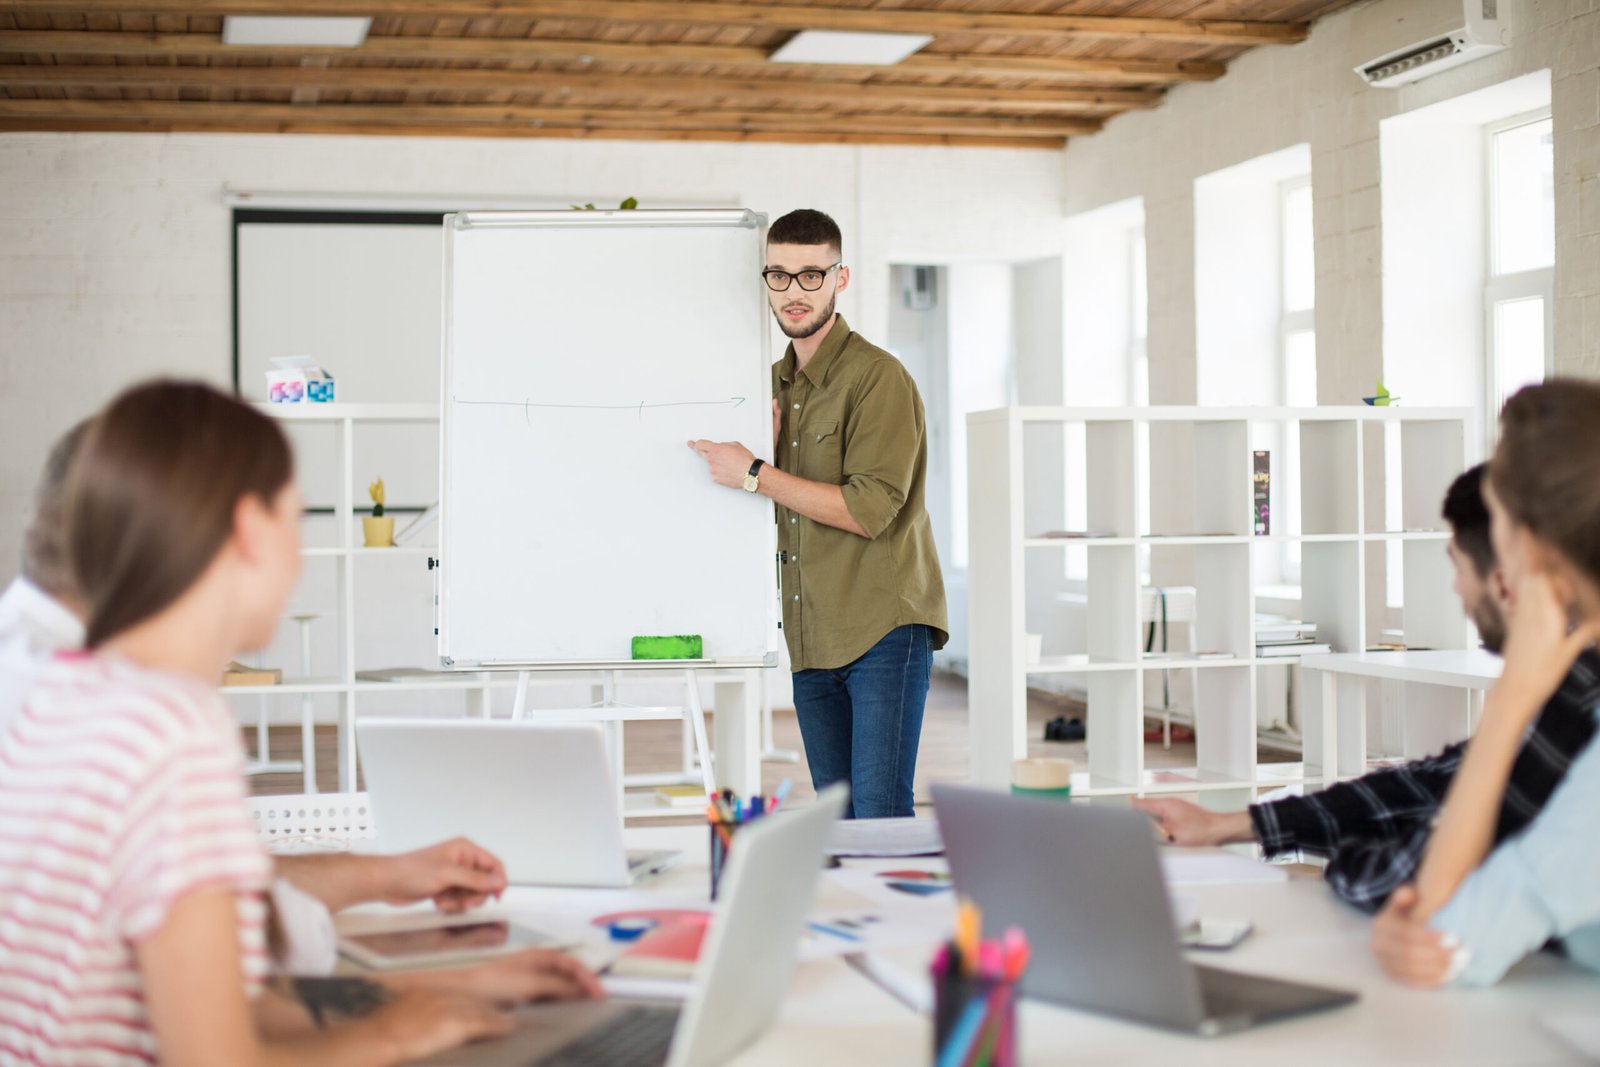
[1161,848,1288,886]
[799,908,948,961]
[826,817,943,857]
[824,866,957,926]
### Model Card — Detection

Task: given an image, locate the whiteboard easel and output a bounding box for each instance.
[438,209,778,804]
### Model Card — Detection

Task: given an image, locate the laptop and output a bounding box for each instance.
[421,783,850,1067]
[357,718,679,887]
[932,784,1357,1037]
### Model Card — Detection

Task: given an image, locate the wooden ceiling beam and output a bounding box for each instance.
[0,62,1163,113]
[0,115,1064,148]
[0,97,1099,137]
[0,31,1226,84]
[9,1,1309,46]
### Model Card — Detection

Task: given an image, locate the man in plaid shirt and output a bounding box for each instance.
[1135,466,1600,912]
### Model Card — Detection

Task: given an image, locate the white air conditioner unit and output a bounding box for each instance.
[1351,0,1507,88]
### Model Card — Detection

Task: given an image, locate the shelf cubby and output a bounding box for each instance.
[968,405,1472,796]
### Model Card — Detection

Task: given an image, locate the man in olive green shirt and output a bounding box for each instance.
[688,209,947,818]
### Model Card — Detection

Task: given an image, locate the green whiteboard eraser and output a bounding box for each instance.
[631,634,704,660]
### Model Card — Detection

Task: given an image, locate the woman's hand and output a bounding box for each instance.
[1493,572,1600,727]
[1370,886,1464,989]
[368,989,515,1063]
[423,948,606,1006]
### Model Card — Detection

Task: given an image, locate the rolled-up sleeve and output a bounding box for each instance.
[838,365,920,540]
[1431,736,1600,986]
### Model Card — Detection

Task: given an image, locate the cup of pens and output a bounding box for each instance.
[931,898,1029,1067]
[706,782,789,900]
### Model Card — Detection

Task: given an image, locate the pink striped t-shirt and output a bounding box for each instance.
[0,652,273,1066]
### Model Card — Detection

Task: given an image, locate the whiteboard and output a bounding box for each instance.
[438,210,778,668]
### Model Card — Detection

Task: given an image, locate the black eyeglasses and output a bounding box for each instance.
[762,263,842,292]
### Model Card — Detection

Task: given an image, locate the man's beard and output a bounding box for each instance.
[774,291,837,339]
[1475,599,1507,655]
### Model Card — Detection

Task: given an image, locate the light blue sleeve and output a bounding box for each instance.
[1431,736,1600,987]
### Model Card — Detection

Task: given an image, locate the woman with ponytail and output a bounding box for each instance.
[0,382,573,1065]
[1371,378,1600,987]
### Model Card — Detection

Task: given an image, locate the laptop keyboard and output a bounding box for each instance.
[532,1005,677,1067]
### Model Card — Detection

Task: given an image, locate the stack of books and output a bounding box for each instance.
[1255,619,1331,658]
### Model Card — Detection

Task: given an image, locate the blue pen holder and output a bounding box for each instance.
[932,970,1017,1067]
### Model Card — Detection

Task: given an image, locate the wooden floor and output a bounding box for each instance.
[244,671,1291,808]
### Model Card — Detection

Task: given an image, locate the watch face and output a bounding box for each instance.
[743,473,759,492]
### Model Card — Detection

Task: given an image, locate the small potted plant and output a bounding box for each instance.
[362,476,394,547]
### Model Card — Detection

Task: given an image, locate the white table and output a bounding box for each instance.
[1300,650,1503,779]
[334,823,1599,1066]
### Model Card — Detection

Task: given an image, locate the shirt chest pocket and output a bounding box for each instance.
[802,419,844,483]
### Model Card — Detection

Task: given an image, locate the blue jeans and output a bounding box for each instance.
[791,624,933,819]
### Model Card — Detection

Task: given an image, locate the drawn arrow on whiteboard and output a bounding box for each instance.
[453,396,746,422]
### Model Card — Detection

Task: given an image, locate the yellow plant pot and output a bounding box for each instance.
[362,515,395,547]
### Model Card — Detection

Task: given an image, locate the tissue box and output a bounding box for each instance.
[266,356,336,403]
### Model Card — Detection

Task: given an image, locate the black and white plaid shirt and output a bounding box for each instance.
[1250,648,1600,913]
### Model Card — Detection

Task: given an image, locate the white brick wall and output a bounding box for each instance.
[0,133,1067,580]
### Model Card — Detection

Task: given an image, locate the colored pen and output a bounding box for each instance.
[807,920,863,943]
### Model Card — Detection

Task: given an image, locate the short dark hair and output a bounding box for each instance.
[1441,463,1493,578]
[768,209,842,255]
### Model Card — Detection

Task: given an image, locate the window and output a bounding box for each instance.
[1485,111,1554,437]
[1130,226,1151,580]
[1060,202,1146,580]
[1130,225,1149,408]
[1273,177,1316,582]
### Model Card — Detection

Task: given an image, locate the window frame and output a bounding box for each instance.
[1482,108,1555,450]
[1275,175,1315,585]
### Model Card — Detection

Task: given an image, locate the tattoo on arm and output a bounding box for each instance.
[289,976,394,1027]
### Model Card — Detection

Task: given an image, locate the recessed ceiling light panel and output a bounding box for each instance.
[769,29,933,66]
[222,16,372,48]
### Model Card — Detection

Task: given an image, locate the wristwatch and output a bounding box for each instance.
[743,458,765,493]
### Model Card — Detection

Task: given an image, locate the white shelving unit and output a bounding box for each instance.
[224,403,761,811]
[968,405,1472,803]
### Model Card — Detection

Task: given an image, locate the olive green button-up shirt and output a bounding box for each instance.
[773,315,948,671]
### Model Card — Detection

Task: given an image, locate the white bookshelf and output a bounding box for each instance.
[225,403,759,813]
[967,405,1472,802]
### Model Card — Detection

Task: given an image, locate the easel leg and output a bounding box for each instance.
[605,671,627,814]
[511,670,531,720]
[685,669,717,796]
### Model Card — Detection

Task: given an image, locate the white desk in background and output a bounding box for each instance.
[1300,650,1503,780]
[332,821,1599,1067]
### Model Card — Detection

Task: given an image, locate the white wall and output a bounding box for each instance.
[1014,257,1074,685]
[0,132,1065,712]
[0,132,1066,576]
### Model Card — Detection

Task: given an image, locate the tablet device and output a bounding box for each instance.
[339,918,558,970]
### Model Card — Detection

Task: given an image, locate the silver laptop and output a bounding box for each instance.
[932,784,1356,1036]
[422,783,850,1067]
[357,718,678,888]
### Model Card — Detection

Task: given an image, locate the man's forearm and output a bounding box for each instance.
[759,465,868,538]
[277,854,389,912]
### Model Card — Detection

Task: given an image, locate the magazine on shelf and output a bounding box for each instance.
[1256,642,1332,658]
